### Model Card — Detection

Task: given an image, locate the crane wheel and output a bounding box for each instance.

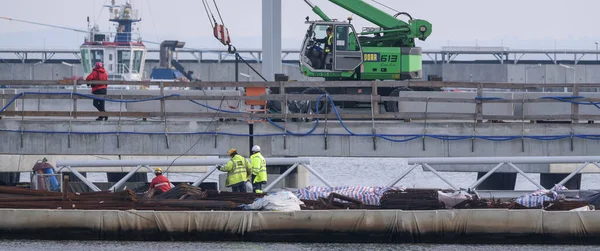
[384,87,413,113]
[302,87,332,115]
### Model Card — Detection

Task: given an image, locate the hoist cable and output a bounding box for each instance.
[201,0,215,29]
[370,0,400,13]
[212,0,226,26]
[203,0,218,24]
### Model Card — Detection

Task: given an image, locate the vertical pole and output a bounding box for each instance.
[572,83,579,123]
[262,0,282,81]
[73,79,78,119]
[235,54,239,82]
[476,83,483,123]
[160,81,165,120]
[62,175,69,200]
[249,123,254,156]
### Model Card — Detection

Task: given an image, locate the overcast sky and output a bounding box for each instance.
[0,0,599,51]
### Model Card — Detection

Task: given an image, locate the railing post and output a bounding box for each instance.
[572,83,579,123]
[371,81,379,115]
[476,83,483,123]
[159,81,165,120]
[72,79,78,119]
[276,81,289,149]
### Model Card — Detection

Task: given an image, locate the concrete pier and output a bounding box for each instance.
[0,209,598,244]
[1,119,599,159]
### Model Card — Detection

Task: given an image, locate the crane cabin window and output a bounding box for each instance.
[335,25,360,52]
[314,24,330,51]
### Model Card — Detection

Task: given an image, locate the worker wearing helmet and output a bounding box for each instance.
[217,148,251,192]
[250,145,267,194]
[146,167,172,197]
[316,26,334,69]
[85,61,109,121]
[250,145,267,193]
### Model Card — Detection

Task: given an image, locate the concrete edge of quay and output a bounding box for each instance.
[0,208,598,244]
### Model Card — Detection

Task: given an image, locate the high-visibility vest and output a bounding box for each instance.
[251,153,267,184]
[222,154,249,187]
[325,34,333,53]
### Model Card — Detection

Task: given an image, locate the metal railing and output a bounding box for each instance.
[388,156,600,192]
[52,156,600,196]
[4,47,600,64]
[1,79,600,123]
[54,158,317,192]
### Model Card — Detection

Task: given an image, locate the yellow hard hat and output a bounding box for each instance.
[227,148,236,156]
[154,167,162,173]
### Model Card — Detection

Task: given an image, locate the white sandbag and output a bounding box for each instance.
[570,206,593,211]
[244,191,305,211]
[437,191,473,209]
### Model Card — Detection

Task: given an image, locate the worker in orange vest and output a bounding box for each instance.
[146,168,172,197]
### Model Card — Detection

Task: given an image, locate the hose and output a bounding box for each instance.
[2,91,600,143]
[393,12,413,21]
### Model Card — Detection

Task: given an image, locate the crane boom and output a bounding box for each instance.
[329,0,405,29]
[303,0,332,21]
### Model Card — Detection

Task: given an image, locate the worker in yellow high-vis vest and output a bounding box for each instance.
[217,148,251,192]
[315,26,334,69]
[250,145,267,193]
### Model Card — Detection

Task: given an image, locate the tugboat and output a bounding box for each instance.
[1,0,148,85]
[80,0,147,84]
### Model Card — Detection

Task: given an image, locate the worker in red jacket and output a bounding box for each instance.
[85,62,109,121]
[146,168,172,197]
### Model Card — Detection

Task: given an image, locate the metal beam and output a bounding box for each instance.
[263,163,298,192]
[408,156,600,165]
[108,165,144,191]
[56,158,310,167]
[262,0,282,81]
[191,165,218,187]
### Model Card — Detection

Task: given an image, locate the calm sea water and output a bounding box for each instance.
[2,240,600,251]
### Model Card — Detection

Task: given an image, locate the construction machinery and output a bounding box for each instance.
[281,0,435,114]
[149,40,196,87]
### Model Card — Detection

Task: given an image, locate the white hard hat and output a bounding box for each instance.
[252,145,261,152]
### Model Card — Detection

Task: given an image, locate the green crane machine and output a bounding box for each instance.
[283,0,435,114]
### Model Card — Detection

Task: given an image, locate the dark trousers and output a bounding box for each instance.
[231,182,246,193]
[252,182,263,193]
[92,88,107,112]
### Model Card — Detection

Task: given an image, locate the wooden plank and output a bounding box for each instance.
[3,80,600,89]
[0,110,470,120]
[2,110,598,121]
[3,93,600,104]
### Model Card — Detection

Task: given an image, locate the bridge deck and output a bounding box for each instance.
[1,80,599,164]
